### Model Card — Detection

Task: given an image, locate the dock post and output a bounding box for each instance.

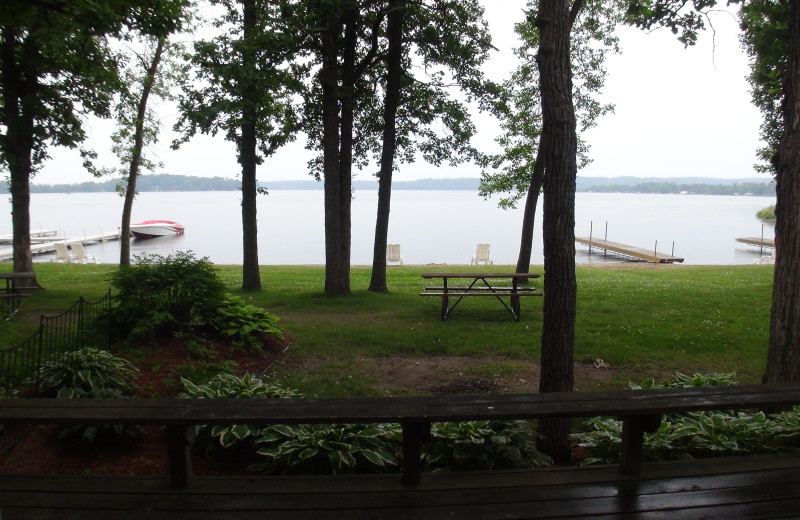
[760,224,764,255]
[672,241,675,256]
[654,240,658,259]
[604,221,608,257]
[589,221,593,254]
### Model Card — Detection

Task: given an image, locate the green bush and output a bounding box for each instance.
[573,373,800,465]
[33,347,139,398]
[206,295,284,351]
[108,251,226,338]
[423,420,552,472]
[30,348,141,443]
[252,423,402,475]
[180,373,302,457]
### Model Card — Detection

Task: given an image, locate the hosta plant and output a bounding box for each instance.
[33,347,139,398]
[206,296,284,351]
[573,373,800,465]
[423,420,552,472]
[30,348,141,443]
[180,373,302,457]
[251,422,402,475]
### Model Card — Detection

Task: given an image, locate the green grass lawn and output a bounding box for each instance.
[0,263,774,395]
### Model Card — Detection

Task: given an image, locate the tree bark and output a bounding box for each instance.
[240,0,262,291]
[764,0,800,383]
[515,143,545,275]
[536,0,578,461]
[369,0,405,293]
[2,27,40,288]
[120,37,165,268]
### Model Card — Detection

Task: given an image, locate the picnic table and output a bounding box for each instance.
[0,272,36,318]
[420,272,541,321]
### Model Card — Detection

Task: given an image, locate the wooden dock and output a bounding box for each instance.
[736,237,775,249]
[576,237,684,263]
[0,231,121,261]
[0,229,58,244]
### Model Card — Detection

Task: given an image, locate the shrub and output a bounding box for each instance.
[423,420,552,472]
[573,373,800,465]
[33,347,139,398]
[206,295,284,351]
[180,373,302,457]
[30,348,141,443]
[252,423,402,475]
[108,251,226,338]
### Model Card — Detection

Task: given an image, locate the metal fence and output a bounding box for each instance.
[0,289,112,399]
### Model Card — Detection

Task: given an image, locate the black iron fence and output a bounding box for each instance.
[0,290,112,399]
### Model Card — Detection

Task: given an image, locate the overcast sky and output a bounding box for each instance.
[35,1,768,186]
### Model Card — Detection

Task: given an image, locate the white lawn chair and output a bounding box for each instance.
[753,249,776,265]
[386,243,403,265]
[470,243,493,266]
[53,242,74,263]
[70,243,97,264]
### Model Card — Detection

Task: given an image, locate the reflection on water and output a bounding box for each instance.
[2,190,776,265]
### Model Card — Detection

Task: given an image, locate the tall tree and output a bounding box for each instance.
[0,0,186,285]
[366,0,496,292]
[534,0,583,461]
[763,0,800,383]
[629,0,799,381]
[368,0,405,293]
[175,0,304,291]
[479,1,618,276]
[113,34,185,267]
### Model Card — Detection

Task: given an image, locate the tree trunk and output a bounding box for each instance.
[515,143,545,275]
[120,37,165,268]
[2,28,40,288]
[536,0,578,462]
[369,0,405,293]
[321,8,348,295]
[764,0,800,383]
[239,0,262,292]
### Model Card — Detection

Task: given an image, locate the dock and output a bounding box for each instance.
[736,237,775,249]
[0,231,121,261]
[576,237,684,263]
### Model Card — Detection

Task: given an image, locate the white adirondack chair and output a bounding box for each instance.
[470,243,493,266]
[53,242,74,263]
[71,243,97,264]
[386,243,403,265]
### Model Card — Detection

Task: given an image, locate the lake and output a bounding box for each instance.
[0,190,776,265]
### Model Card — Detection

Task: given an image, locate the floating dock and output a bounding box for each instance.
[575,237,684,263]
[0,231,121,261]
[736,237,775,249]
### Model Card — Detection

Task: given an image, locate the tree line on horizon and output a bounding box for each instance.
[1,176,775,195]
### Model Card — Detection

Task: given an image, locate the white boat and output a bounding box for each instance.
[130,220,185,239]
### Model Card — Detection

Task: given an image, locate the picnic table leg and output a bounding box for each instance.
[441,279,448,320]
[511,279,521,320]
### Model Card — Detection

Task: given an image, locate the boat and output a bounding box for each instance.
[130,220,185,239]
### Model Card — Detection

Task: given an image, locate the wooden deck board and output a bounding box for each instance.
[575,237,684,263]
[2,454,798,519]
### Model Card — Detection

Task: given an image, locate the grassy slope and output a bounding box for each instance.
[0,263,773,394]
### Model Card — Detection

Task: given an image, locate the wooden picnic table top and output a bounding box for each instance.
[421,272,540,279]
[0,272,36,279]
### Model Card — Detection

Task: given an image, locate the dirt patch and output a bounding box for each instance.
[293,354,619,395]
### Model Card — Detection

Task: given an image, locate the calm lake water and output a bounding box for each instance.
[1,190,776,265]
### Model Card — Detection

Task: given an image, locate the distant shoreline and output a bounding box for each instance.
[2,174,776,196]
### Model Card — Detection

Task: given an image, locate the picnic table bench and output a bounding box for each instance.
[0,272,35,318]
[2,383,800,518]
[420,272,542,320]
